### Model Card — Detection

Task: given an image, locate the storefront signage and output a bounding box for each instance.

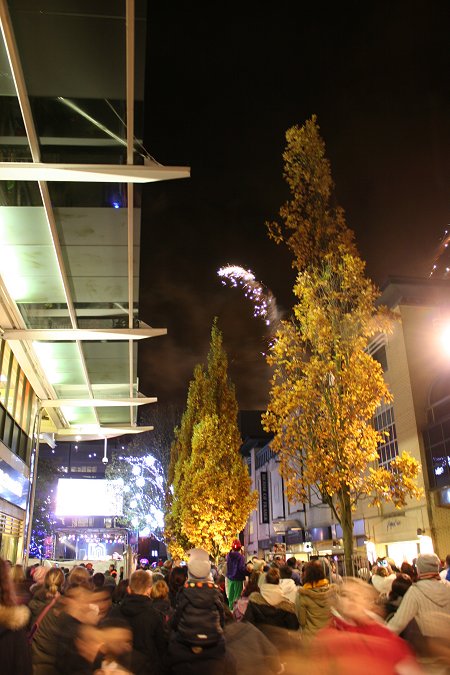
[260,472,269,523]
[0,458,28,510]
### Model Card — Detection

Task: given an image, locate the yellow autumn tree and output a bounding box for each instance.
[165,319,257,560]
[164,364,208,559]
[264,117,422,573]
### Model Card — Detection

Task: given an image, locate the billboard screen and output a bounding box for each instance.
[55,479,123,517]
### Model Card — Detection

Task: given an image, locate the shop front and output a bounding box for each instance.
[0,442,29,563]
[370,509,433,566]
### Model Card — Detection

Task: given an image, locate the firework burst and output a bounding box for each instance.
[429,228,450,278]
[217,264,279,326]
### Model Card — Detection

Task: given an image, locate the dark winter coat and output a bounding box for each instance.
[226,551,247,581]
[31,598,63,675]
[115,593,167,674]
[0,603,32,675]
[172,581,225,647]
[245,588,299,631]
[28,587,51,627]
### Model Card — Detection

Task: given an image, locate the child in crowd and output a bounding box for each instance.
[168,548,235,675]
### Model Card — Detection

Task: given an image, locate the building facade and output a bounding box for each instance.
[0,1,189,563]
[243,277,450,566]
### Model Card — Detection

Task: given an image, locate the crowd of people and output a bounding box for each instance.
[1,545,450,674]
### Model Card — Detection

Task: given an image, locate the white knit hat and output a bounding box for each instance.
[187,548,211,581]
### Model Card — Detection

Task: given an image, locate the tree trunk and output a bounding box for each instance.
[338,488,354,576]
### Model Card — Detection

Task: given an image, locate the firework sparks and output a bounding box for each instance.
[217,264,279,325]
[429,228,450,278]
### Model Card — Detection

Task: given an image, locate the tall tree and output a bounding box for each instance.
[166,320,257,559]
[264,117,421,573]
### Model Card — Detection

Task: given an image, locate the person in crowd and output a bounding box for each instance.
[440,554,450,581]
[76,619,148,674]
[114,569,166,674]
[92,572,105,588]
[383,573,412,620]
[30,565,48,596]
[11,564,32,605]
[93,585,114,624]
[223,605,282,675]
[28,566,65,627]
[244,566,299,639]
[232,571,260,622]
[54,585,101,675]
[279,565,298,604]
[65,565,92,592]
[85,562,94,576]
[370,559,396,597]
[387,552,450,653]
[150,579,173,638]
[308,577,420,674]
[226,539,247,610]
[286,557,302,585]
[168,564,188,608]
[295,559,334,640]
[112,578,130,605]
[0,558,32,675]
[400,561,417,582]
[168,547,234,675]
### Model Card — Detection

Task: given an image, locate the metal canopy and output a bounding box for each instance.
[0,1,189,440]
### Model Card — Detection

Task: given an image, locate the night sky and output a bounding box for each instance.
[138,2,450,410]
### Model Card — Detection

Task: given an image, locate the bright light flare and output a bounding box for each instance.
[440,323,450,356]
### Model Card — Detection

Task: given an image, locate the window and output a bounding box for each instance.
[374,403,398,468]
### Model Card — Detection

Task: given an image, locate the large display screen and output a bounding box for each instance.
[55,479,123,517]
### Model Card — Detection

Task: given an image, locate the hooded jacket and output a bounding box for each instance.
[0,603,32,675]
[387,578,450,637]
[116,593,167,673]
[172,581,225,647]
[295,580,334,638]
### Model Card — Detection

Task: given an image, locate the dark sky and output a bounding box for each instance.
[137,2,450,410]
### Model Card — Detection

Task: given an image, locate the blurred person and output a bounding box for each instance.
[169,547,234,675]
[55,585,101,674]
[112,579,130,605]
[388,553,450,653]
[12,563,32,604]
[168,564,188,608]
[309,577,421,675]
[286,557,302,585]
[119,565,124,582]
[223,605,282,675]
[85,563,94,576]
[150,578,172,638]
[0,557,32,674]
[76,619,147,674]
[32,584,99,674]
[226,539,247,610]
[371,560,396,597]
[65,565,92,591]
[279,565,298,604]
[92,572,105,588]
[28,566,64,627]
[93,586,114,624]
[114,569,166,674]
[245,566,299,640]
[233,572,260,622]
[30,565,48,595]
[439,554,450,581]
[295,559,334,641]
[400,561,417,582]
[384,573,413,620]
